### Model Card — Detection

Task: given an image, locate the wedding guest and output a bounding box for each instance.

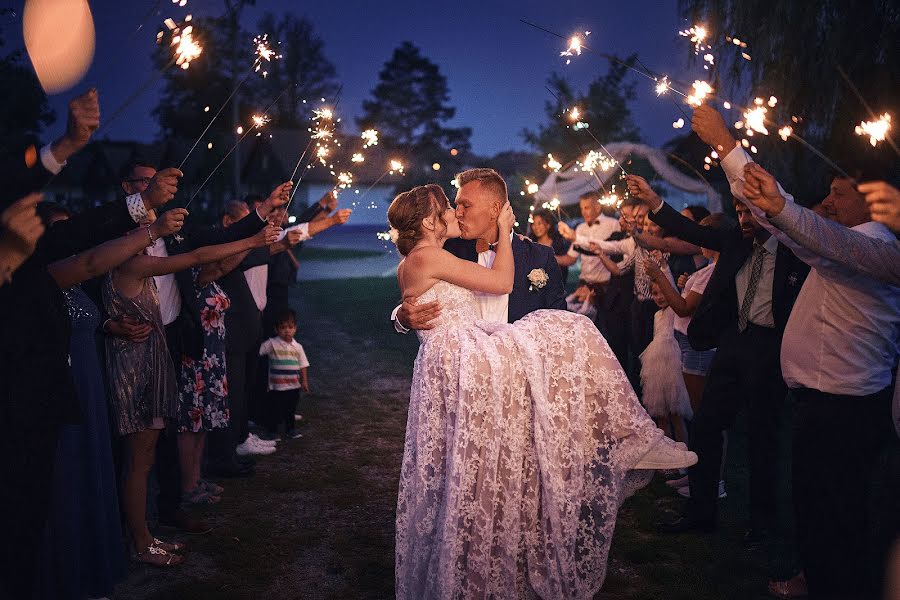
[36,208,188,597]
[633,204,709,278]
[639,277,692,446]
[628,165,809,540]
[728,157,899,600]
[103,216,277,566]
[0,90,185,598]
[557,191,621,292]
[529,208,575,283]
[565,284,597,319]
[258,308,310,439]
[598,200,639,372]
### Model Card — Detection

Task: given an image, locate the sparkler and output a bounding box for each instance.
[855,113,892,147]
[836,65,899,157]
[679,25,709,55]
[179,33,281,169]
[361,129,379,148]
[560,31,590,64]
[544,154,562,172]
[351,153,365,163]
[778,126,793,142]
[655,76,670,96]
[686,80,713,106]
[743,102,769,135]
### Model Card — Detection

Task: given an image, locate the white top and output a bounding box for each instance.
[474,242,510,323]
[275,222,311,242]
[244,264,268,312]
[145,237,182,326]
[567,215,620,283]
[674,261,715,335]
[722,146,900,395]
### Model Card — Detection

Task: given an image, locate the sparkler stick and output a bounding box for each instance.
[185,81,296,207]
[836,65,899,157]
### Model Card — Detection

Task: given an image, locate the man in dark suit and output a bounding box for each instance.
[0,89,190,597]
[626,173,809,537]
[394,168,566,332]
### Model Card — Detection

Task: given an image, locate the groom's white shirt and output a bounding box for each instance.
[392,232,513,332]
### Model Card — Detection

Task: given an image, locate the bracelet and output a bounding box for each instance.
[146,225,155,246]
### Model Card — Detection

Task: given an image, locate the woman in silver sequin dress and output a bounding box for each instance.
[99,215,277,567]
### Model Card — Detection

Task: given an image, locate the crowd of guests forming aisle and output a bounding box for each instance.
[0,88,897,600]
[517,105,899,600]
[0,89,352,599]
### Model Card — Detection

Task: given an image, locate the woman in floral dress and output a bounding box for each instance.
[177,269,231,504]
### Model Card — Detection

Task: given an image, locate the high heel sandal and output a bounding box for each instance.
[152,537,188,553]
[136,543,184,567]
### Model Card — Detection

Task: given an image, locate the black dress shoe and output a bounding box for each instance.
[656,515,716,534]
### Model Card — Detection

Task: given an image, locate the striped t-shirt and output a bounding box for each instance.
[258,337,310,391]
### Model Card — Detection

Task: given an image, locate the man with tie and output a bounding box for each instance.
[626,168,809,540]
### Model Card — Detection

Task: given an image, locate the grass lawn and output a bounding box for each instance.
[115,277,793,599]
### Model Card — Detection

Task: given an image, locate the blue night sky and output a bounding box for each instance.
[19,0,698,156]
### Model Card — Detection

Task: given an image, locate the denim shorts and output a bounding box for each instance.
[674,330,716,376]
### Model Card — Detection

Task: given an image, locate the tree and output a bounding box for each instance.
[253,13,340,128]
[678,0,899,196]
[0,8,55,142]
[357,42,472,188]
[523,57,642,165]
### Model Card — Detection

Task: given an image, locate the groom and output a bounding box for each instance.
[394,168,566,332]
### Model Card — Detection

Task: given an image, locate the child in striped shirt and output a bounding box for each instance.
[258,309,309,439]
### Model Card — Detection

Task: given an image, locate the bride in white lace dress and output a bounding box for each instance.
[390,185,696,599]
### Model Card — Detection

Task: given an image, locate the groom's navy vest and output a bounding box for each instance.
[444,236,568,323]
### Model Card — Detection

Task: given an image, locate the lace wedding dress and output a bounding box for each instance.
[396,280,664,599]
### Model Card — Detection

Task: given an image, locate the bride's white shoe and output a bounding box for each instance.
[633,437,698,470]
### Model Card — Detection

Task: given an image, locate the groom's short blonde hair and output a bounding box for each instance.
[455,168,507,206]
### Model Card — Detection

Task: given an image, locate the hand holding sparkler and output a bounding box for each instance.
[624,175,662,210]
[691,105,738,154]
[251,223,282,248]
[141,168,184,210]
[317,190,338,212]
[557,221,576,241]
[50,89,101,164]
[741,163,786,217]
[152,207,189,238]
[257,181,293,218]
[858,181,900,233]
[329,208,352,226]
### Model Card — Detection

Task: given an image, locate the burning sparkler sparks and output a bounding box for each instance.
[251,114,270,128]
[389,160,405,175]
[560,31,590,64]
[743,103,769,135]
[679,25,709,54]
[351,153,364,163]
[336,172,353,189]
[655,76,670,96]
[253,34,282,78]
[672,118,685,129]
[313,108,334,122]
[544,154,562,172]
[686,80,713,107]
[599,193,619,206]
[526,181,539,194]
[170,22,202,70]
[361,129,379,148]
[568,107,581,121]
[778,126,793,142]
[854,113,892,147]
[581,150,616,173]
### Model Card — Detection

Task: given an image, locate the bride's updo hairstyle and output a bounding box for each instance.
[387,184,451,256]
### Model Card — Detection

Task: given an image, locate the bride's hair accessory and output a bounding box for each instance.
[527,268,549,291]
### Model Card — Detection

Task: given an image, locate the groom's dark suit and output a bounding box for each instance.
[444,235,567,320]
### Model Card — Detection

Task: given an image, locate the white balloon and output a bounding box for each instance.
[23,0,96,94]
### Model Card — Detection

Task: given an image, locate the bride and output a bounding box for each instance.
[390,184,697,599]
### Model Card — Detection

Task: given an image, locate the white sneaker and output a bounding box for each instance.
[236,439,275,456]
[633,439,698,470]
[248,433,278,446]
[676,480,727,499]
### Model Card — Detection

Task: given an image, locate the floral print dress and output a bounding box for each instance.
[177,268,231,433]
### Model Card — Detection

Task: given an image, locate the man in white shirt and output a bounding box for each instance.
[691,104,898,598]
[718,152,899,600]
[558,192,621,286]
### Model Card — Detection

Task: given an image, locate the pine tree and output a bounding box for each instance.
[357,42,471,187]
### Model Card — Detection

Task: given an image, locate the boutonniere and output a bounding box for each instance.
[527,268,549,292]
[173,233,185,244]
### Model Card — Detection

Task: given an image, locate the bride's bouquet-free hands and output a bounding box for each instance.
[498,202,515,236]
